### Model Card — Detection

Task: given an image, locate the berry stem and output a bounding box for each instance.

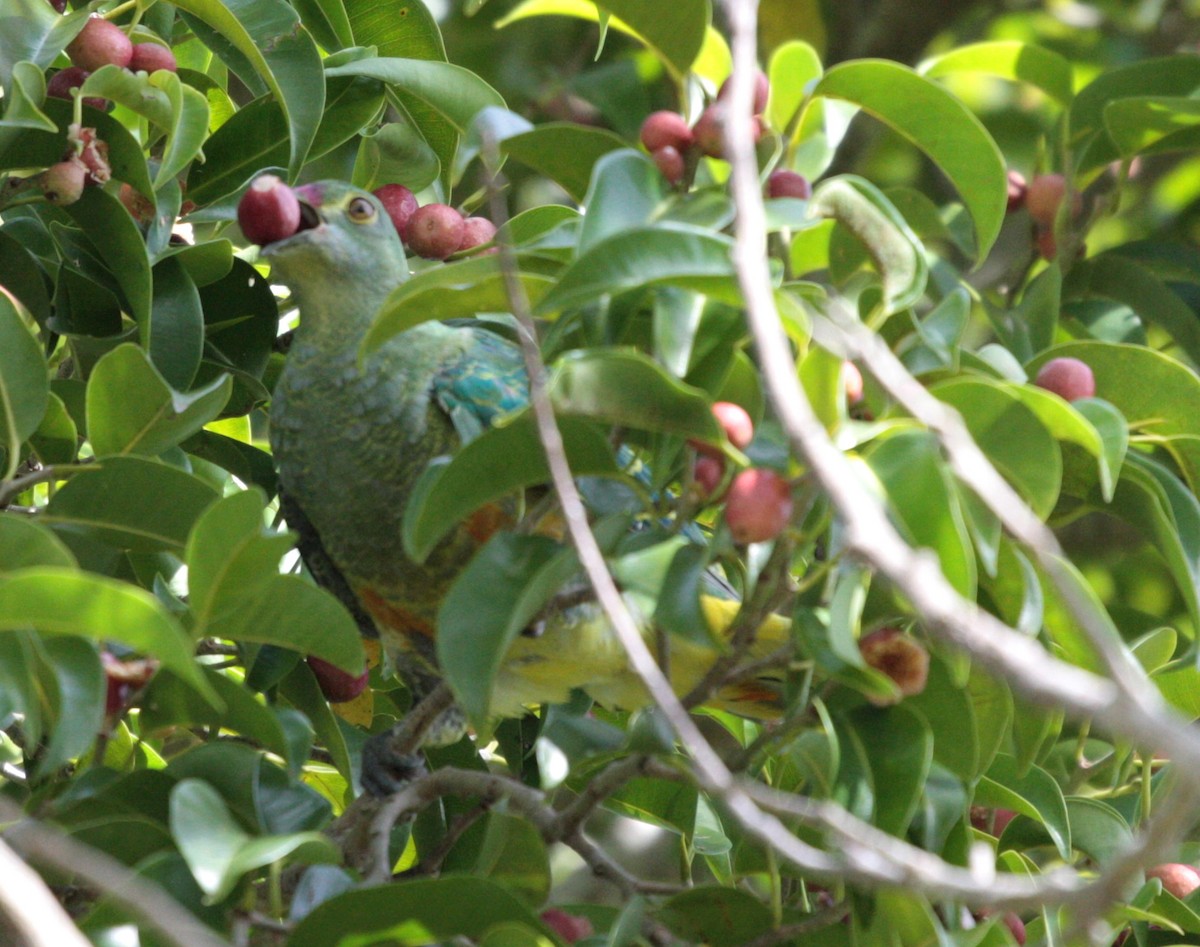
[101,0,137,20]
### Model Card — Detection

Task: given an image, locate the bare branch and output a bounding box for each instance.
[0,838,93,947]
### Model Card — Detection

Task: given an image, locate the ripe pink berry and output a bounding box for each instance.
[373,183,419,242]
[1033,357,1095,402]
[539,910,594,944]
[67,17,133,72]
[718,69,770,115]
[859,627,930,702]
[41,160,87,205]
[407,203,465,260]
[725,468,792,544]
[639,111,693,153]
[767,169,811,200]
[47,66,108,111]
[457,216,497,252]
[129,42,177,74]
[711,402,754,449]
[842,361,864,405]
[1025,173,1080,228]
[1148,863,1200,900]
[307,657,369,703]
[692,455,726,501]
[1006,169,1027,213]
[653,145,685,185]
[692,105,725,159]
[237,174,302,246]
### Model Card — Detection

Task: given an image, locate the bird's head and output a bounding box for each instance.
[247,178,410,297]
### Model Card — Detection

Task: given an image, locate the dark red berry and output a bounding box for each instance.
[539,909,593,944]
[129,42,177,74]
[102,652,157,716]
[67,16,133,72]
[767,169,811,200]
[725,468,792,544]
[307,657,369,703]
[639,111,693,153]
[237,174,301,246]
[692,455,726,501]
[47,0,67,12]
[42,160,86,205]
[1026,173,1080,227]
[457,216,497,252]
[406,203,465,260]
[692,105,725,158]
[652,145,685,185]
[47,66,107,112]
[1033,357,1094,401]
[373,184,419,242]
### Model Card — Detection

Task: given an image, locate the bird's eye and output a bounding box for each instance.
[347,197,376,222]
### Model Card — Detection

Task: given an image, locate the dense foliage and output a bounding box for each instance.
[4,0,1200,944]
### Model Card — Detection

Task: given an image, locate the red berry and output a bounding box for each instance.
[1006,170,1027,213]
[858,627,930,702]
[842,361,864,405]
[373,183,419,241]
[1034,227,1057,261]
[767,170,811,200]
[47,66,107,111]
[1000,913,1026,945]
[129,42,177,74]
[711,401,754,449]
[639,111,693,153]
[1025,173,1080,228]
[407,203,465,260]
[1033,357,1094,402]
[539,909,593,944]
[307,656,369,703]
[692,455,726,501]
[725,468,792,544]
[67,16,133,72]
[692,105,725,159]
[102,652,157,716]
[47,0,67,11]
[237,174,301,246]
[1149,863,1200,900]
[718,69,770,115]
[41,160,86,205]
[457,216,497,252]
[653,145,685,185]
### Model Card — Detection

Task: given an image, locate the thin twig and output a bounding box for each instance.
[0,838,93,947]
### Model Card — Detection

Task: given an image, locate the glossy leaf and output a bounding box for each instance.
[62,187,153,329]
[33,636,104,780]
[173,0,325,178]
[0,515,76,573]
[44,455,220,552]
[30,392,78,466]
[0,567,219,708]
[0,62,56,137]
[171,778,337,902]
[0,0,91,77]
[535,224,738,315]
[920,41,1074,106]
[86,344,231,458]
[503,124,630,205]
[978,755,1071,860]
[403,413,620,562]
[656,888,773,947]
[811,61,1007,260]
[497,0,709,78]
[847,704,933,836]
[0,292,49,480]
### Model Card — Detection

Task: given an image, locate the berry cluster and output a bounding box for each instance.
[39,123,111,206]
[373,184,497,259]
[1004,169,1082,261]
[51,15,177,113]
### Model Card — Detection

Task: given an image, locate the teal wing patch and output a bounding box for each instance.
[432,327,529,443]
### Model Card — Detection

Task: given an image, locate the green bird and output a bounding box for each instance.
[258,179,791,793]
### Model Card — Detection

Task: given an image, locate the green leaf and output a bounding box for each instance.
[472,813,551,906]
[33,637,104,780]
[62,187,152,330]
[503,124,630,205]
[0,292,49,480]
[1070,56,1200,174]
[768,41,824,135]
[78,66,209,189]
[978,754,1071,861]
[919,41,1074,106]
[289,878,550,947]
[0,567,219,709]
[44,455,219,552]
[0,1,91,78]
[0,62,56,135]
[577,149,667,254]
[809,175,929,313]
[656,888,773,947]
[362,255,560,356]
[292,0,354,51]
[811,61,1007,261]
[324,57,505,133]
[343,0,445,58]
[86,344,231,458]
[30,392,78,466]
[170,778,337,902]
[847,704,933,836]
[173,0,325,178]
[865,430,976,599]
[403,413,620,562]
[0,515,76,574]
[905,654,979,781]
[497,0,710,78]
[535,224,738,315]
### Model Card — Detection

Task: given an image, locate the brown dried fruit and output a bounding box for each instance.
[859,627,930,702]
